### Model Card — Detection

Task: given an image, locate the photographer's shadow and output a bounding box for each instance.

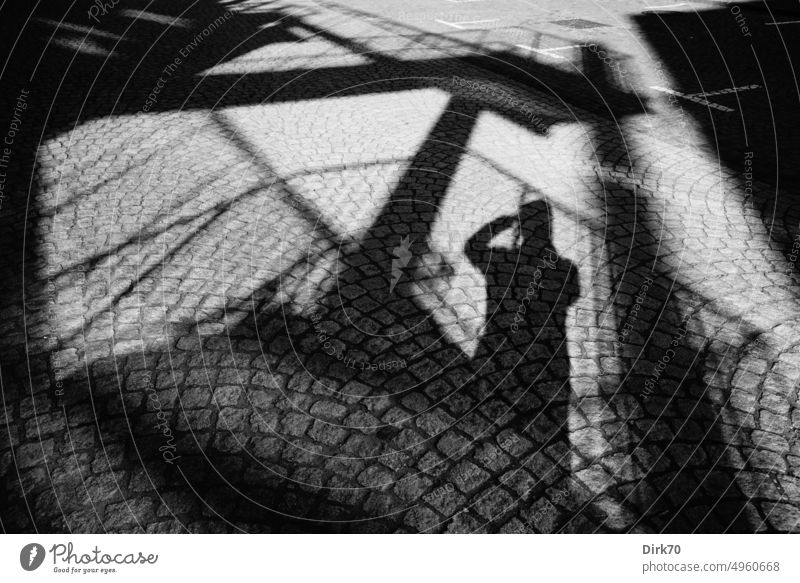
[464,200,580,518]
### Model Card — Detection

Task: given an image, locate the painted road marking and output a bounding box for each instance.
[688,84,761,97]
[647,3,689,9]
[650,85,734,111]
[435,18,499,30]
[515,43,585,60]
[516,46,567,60]
[765,20,800,25]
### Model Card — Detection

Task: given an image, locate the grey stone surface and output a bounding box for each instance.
[1,0,799,534]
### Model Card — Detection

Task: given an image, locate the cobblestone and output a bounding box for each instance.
[1,0,799,534]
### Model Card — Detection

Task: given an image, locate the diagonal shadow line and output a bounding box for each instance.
[180,95,530,528]
[174,5,587,128]
[215,94,485,356]
[288,0,542,58]
[328,94,480,352]
[44,169,250,281]
[44,149,161,215]
[44,108,351,329]
[210,111,343,245]
[305,0,645,114]
[5,0,665,532]
[52,168,347,349]
[55,200,237,347]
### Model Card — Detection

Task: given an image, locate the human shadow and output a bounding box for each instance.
[465,200,577,405]
[104,199,585,534]
[0,0,671,533]
[461,200,582,531]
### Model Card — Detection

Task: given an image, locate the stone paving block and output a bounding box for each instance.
[3,0,800,535]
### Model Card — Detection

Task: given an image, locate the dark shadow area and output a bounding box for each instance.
[321,0,647,119]
[601,179,756,532]
[574,125,768,532]
[464,201,577,443]
[634,1,800,265]
[4,0,776,534]
[463,201,584,531]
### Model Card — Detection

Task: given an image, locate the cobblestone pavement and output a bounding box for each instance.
[1,0,800,533]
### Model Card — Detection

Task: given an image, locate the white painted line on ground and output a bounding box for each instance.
[688,84,761,97]
[448,18,499,25]
[650,85,735,112]
[765,20,800,25]
[516,45,566,59]
[435,19,464,29]
[435,18,499,30]
[515,44,586,60]
[647,3,688,9]
[542,44,585,51]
